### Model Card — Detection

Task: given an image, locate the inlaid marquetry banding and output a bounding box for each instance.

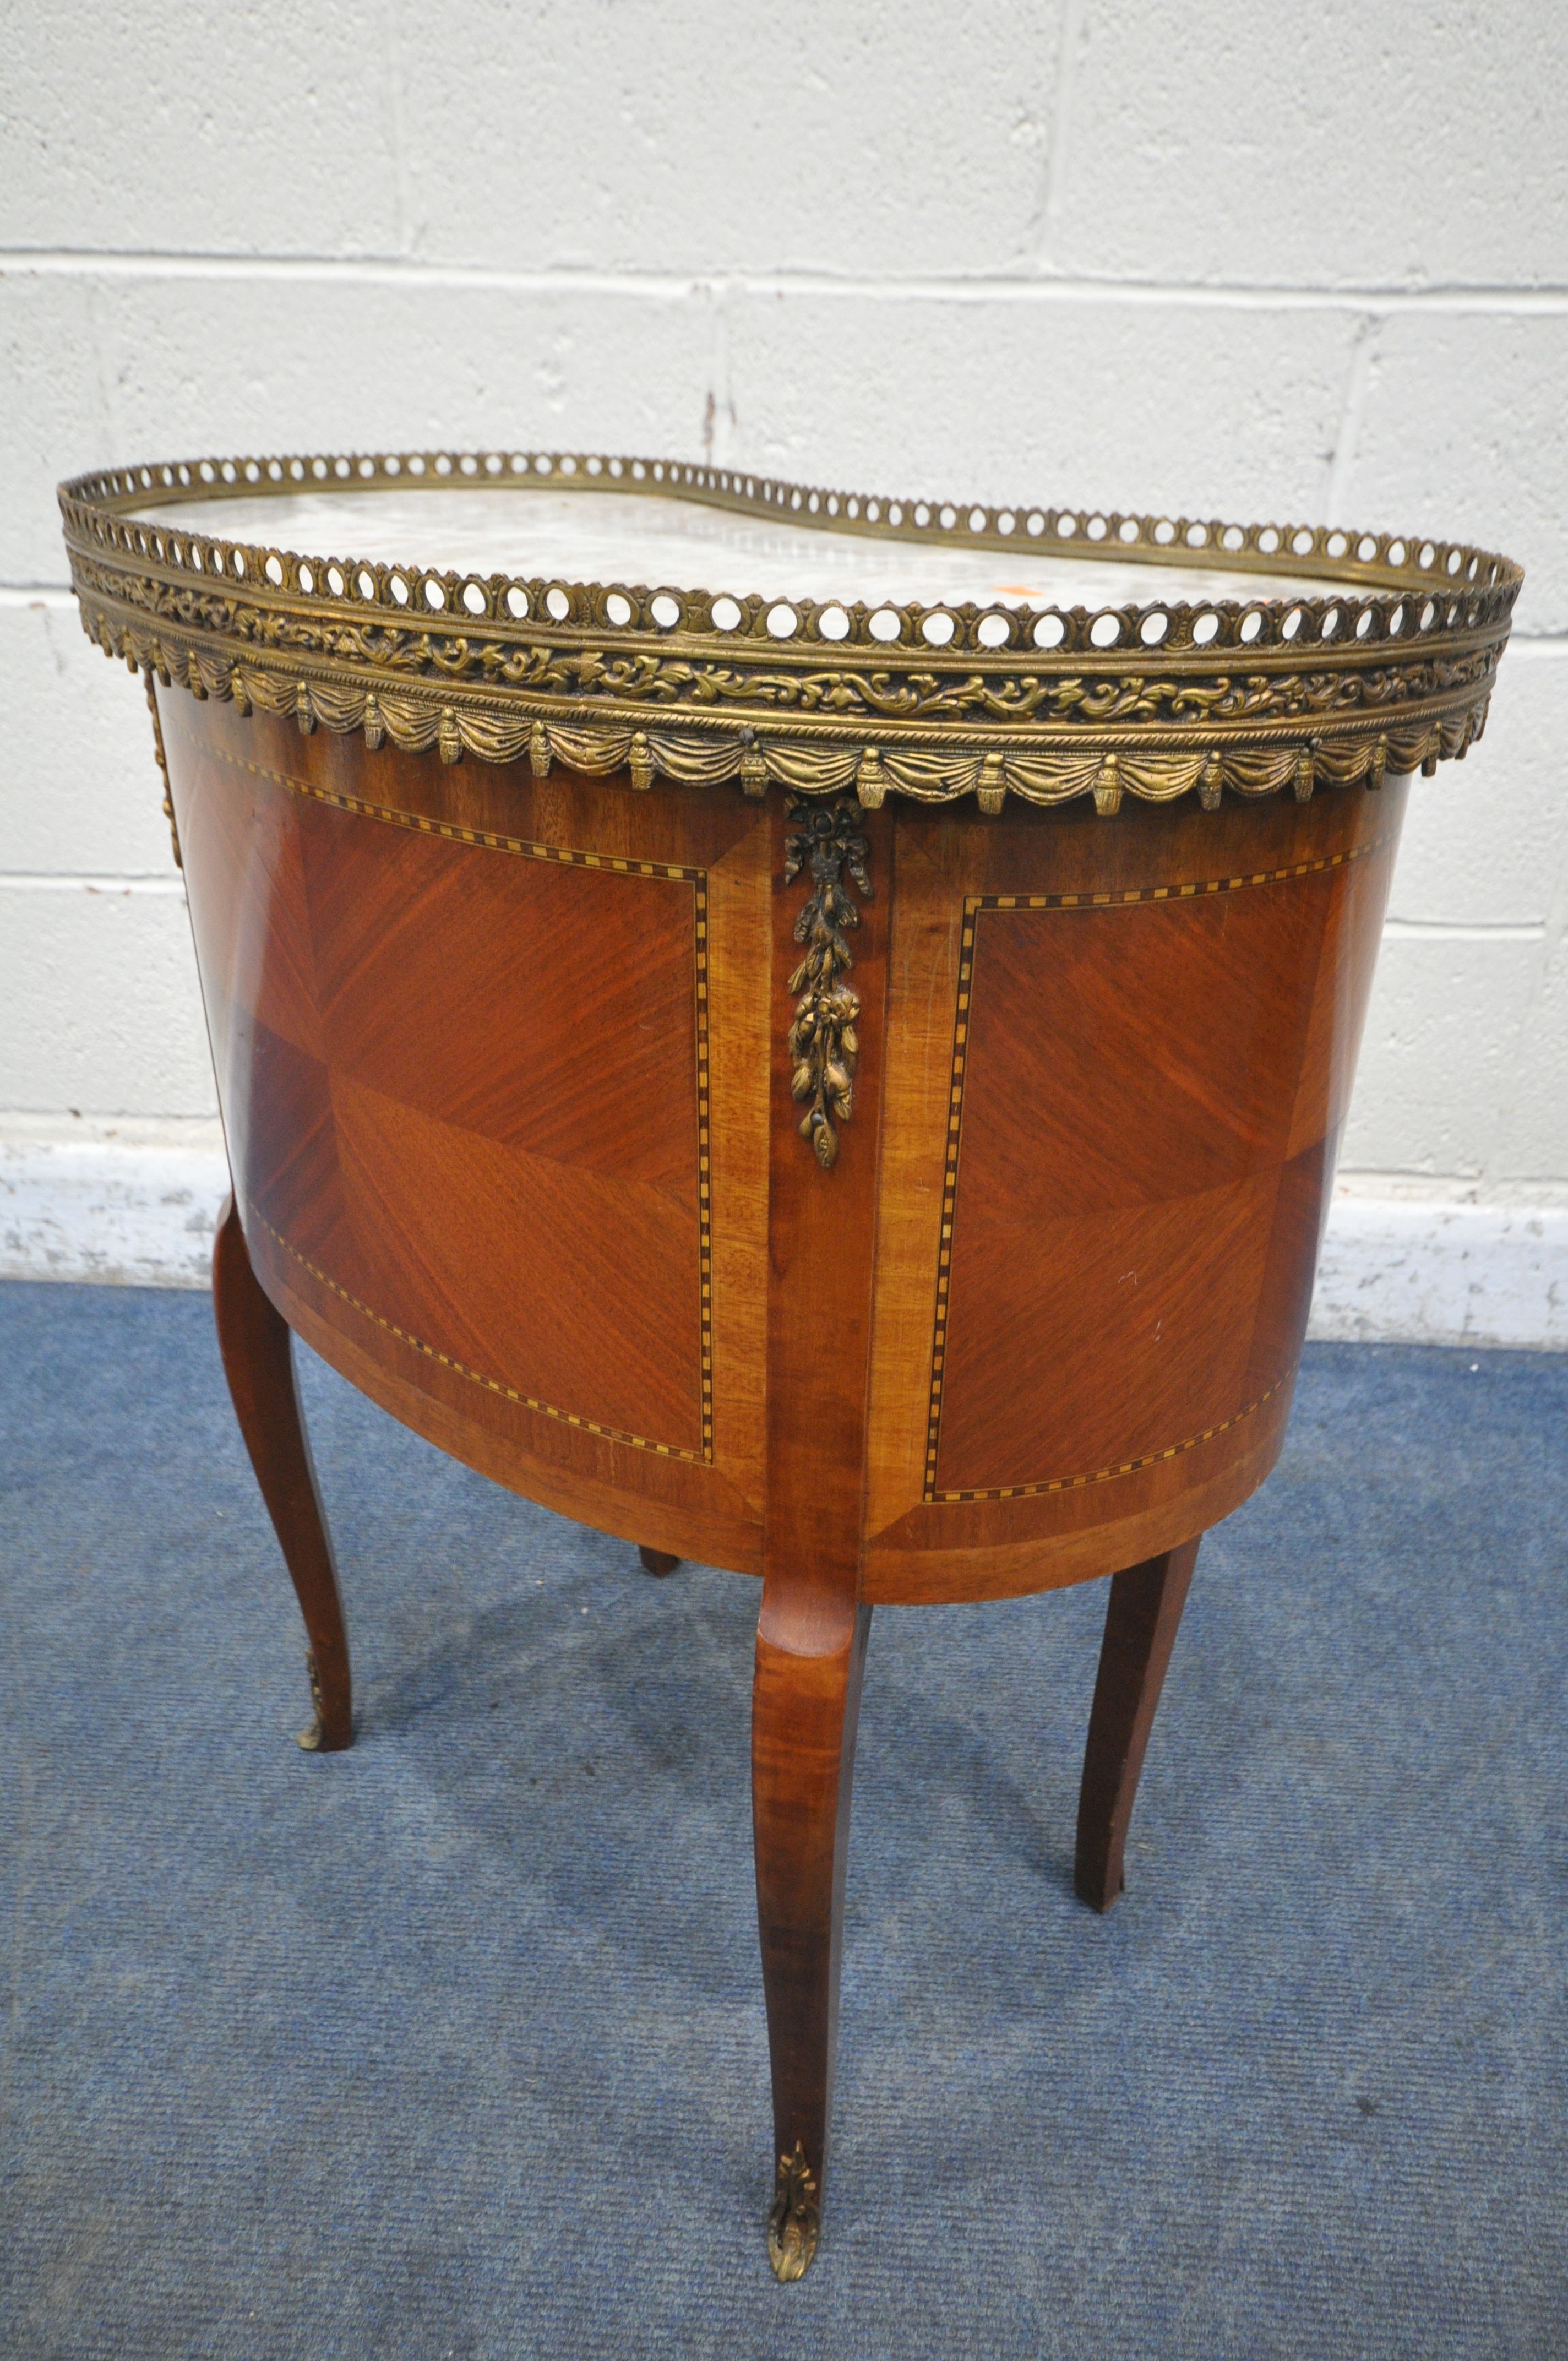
[922,830,1397,1505]
[175,724,715,1462]
[254,1209,708,1465]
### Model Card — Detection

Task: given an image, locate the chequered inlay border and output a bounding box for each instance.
[175,725,713,1462]
[923,830,1396,1505]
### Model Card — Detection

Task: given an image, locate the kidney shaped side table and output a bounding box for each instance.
[60,450,1519,2278]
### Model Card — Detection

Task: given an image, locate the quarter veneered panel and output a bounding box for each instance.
[295,795,700,1188]
[326,1076,704,1452]
[172,729,710,1461]
[932,873,1345,1499]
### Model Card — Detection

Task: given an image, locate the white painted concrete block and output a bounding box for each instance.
[1493,913,1568,1185]
[397,0,1061,276]
[1343,932,1542,1180]
[0,883,216,1117]
[1310,1189,1568,1350]
[84,269,718,507]
[1,1,401,258]
[1386,651,1568,929]
[722,291,1360,520]
[0,599,178,878]
[1050,2,1568,289]
[1351,312,1568,637]
[0,274,112,585]
[0,1125,227,1289]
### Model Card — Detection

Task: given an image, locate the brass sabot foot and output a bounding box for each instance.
[767,2141,821,2282]
[296,1650,326,1751]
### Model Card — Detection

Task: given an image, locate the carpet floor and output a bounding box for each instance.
[1,1281,1564,2359]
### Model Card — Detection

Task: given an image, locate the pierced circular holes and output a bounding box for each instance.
[505,586,529,620]
[1282,606,1304,641]
[765,602,797,639]
[1419,599,1437,630]
[423,577,447,610]
[1355,607,1375,638]
[1257,528,1280,555]
[1028,510,1049,536]
[606,591,634,627]
[1089,611,1122,648]
[1086,515,1108,542]
[1239,608,1265,644]
[407,456,426,477]
[485,453,504,475]
[996,510,1015,536]
[1186,523,1209,549]
[462,581,487,616]
[1139,609,1169,646]
[389,573,410,606]
[1119,518,1140,545]
[1418,543,1436,569]
[818,605,851,641]
[297,563,315,594]
[434,455,453,477]
[1388,602,1407,636]
[1192,611,1221,646]
[1359,536,1380,563]
[357,569,377,600]
[1387,540,1406,567]
[921,610,956,645]
[1153,519,1176,545]
[326,565,346,597]
[869,608,902,643]
[1292,529,1315,556]
[1032,612,1066,649]
[1320,606,1341,639]
[650,593,682,629]
[976,612,1011,649]
[546,586,573,622]
[231,548,248,579]
[914,504,932,528]
[968,507,988,533]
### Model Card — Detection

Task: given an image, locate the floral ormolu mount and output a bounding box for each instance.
[784,795,872,1168]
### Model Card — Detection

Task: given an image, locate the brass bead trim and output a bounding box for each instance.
[923,829,1397,1505]
[143,671,181,867]
[62,446,1516,816]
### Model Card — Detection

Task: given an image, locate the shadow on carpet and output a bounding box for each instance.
[1,1282,1564,2359]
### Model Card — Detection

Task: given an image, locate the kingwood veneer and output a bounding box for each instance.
[61,449,1519,2278]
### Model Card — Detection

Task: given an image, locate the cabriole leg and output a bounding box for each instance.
[1075,1537,1200,1911]
[751,1595,872,2282]
[211,1194,353,1752]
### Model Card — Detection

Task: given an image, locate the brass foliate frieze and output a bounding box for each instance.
[785,796,871,1169]
[61,448,1521,815]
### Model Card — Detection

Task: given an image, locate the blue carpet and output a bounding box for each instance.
[1,1282,1564,2359]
